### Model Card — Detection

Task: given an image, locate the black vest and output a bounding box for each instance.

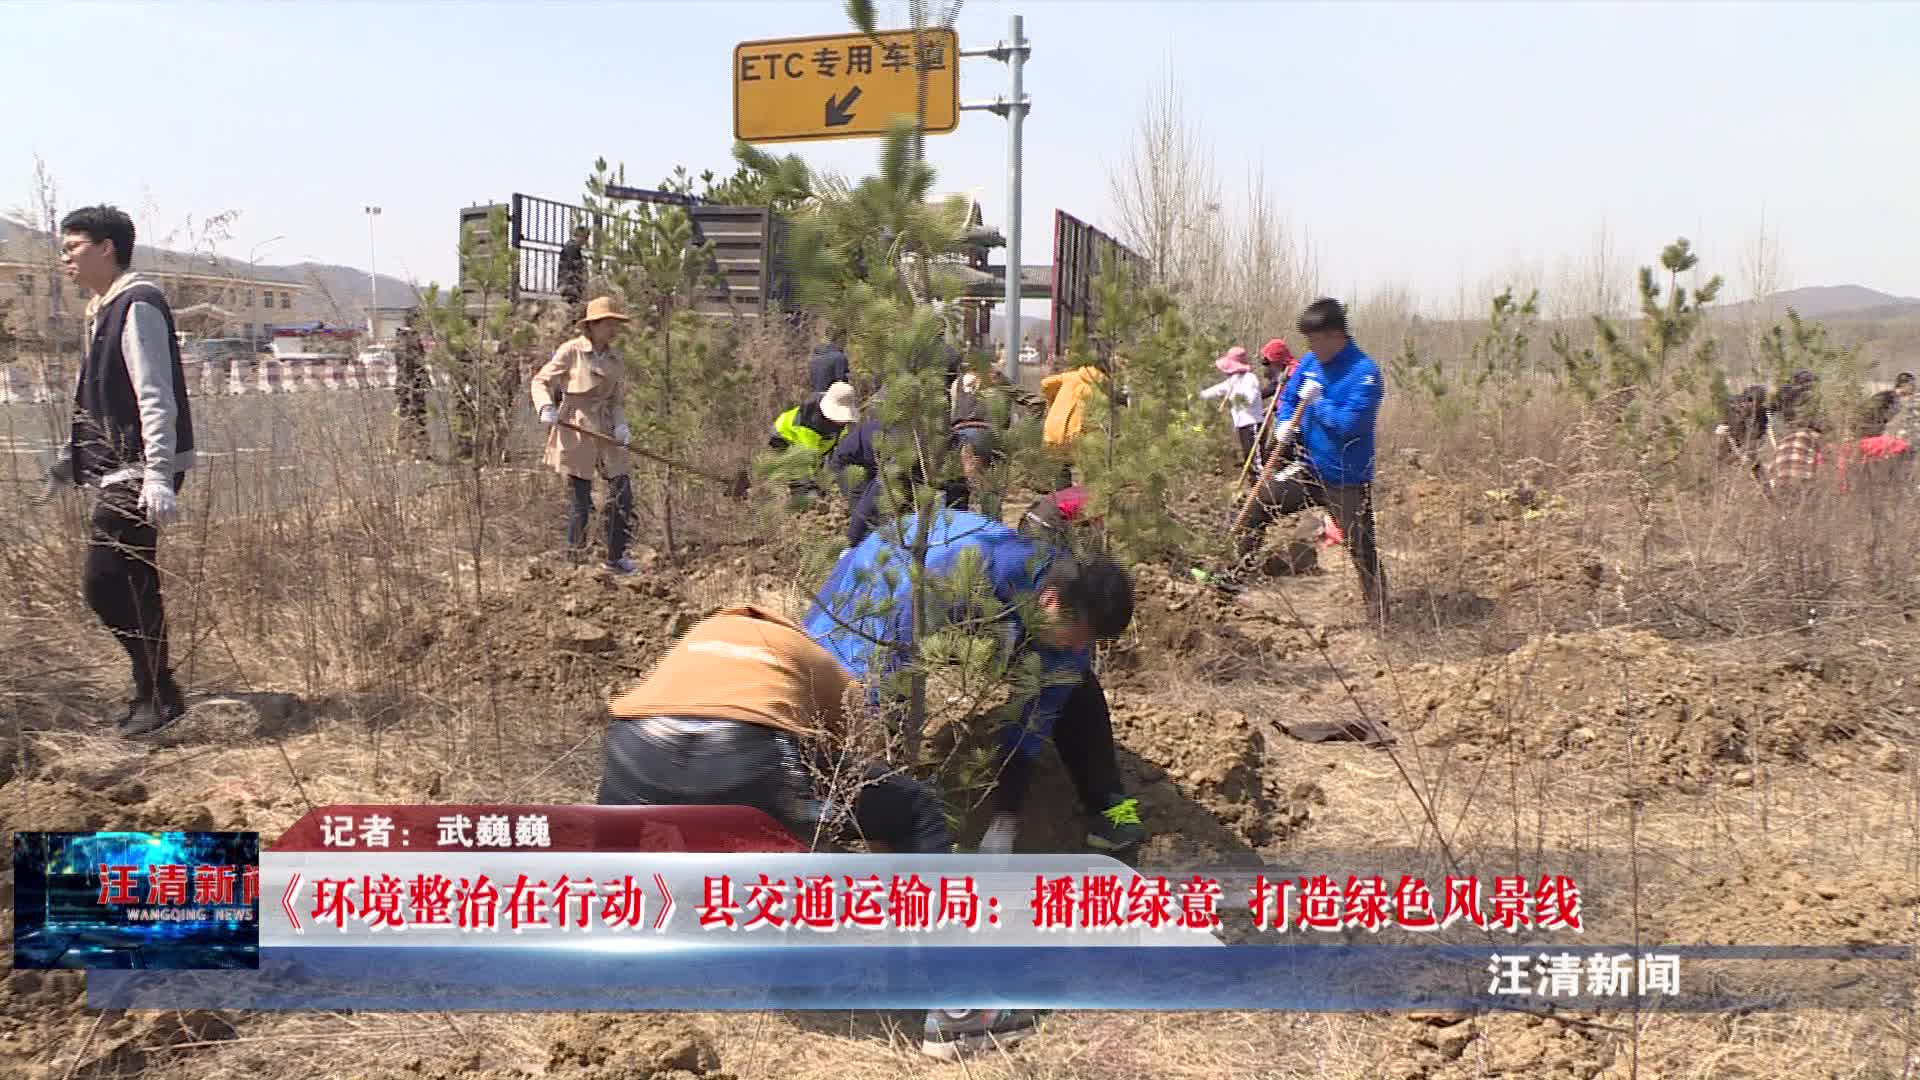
[71,282,196,483]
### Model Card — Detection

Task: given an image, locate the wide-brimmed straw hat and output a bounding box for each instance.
[580,296,631,324]
[1215,346,1251,375]
[820,381,857,424]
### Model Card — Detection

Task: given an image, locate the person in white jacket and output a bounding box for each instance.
[1199,346,1264,465]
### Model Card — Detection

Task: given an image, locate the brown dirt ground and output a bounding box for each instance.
[4,461,1918,1079]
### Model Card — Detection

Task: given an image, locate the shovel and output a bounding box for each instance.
[554,419,750,499]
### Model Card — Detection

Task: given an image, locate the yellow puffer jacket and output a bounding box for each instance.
[1040,366,1111,449]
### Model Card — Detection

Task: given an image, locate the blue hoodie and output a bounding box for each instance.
[1274,339,1384,485]
[802,509,1089,760]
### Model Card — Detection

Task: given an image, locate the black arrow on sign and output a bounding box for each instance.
[825,86,863,127]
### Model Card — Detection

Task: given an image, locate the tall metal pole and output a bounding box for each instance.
[364,206,381,339]
[1001,15,1027,383]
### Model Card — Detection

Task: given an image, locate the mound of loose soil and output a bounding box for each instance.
[543,1015,732,1080]
[1394,626,1888,792]
[0,970,239,1080]
[403,557,692,711]
[1111,701,1324,853]
[1644,862,1920,947]
[1112,565,1323,685]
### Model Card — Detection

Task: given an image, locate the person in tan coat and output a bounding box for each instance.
[530,296,637,573]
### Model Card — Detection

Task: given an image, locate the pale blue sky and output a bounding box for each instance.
[5,0,1916,313]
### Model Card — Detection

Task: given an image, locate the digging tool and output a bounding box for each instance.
[1231,379,1325,532]
[1236,399,1279,488]
[1230,414,1308,534]
[553,418,750,498]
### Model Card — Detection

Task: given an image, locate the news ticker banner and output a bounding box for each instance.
[8,806,1906,1011]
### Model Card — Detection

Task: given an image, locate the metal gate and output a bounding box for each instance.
[490,192,785,315]
[1050,210,1147,360]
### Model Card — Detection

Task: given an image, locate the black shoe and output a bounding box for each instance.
[111,696,142,729]
[921,1009,1043,1060]
[124,688,187,737]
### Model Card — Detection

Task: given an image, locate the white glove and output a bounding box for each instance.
[1713,424,1730,436]
[613,423,630,445]
[1297,377,1324,408]
[35,447,75,505]
[538,405,559,425]
[138,477,179,526]
[978,812,1018,855]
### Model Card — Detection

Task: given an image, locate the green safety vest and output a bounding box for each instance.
[773,406,831,453]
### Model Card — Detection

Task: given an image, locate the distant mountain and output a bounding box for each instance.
[1718,285,1920,322]
[275,262,421,324]
[1,215,417,327]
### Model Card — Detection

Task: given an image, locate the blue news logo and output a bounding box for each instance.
[11,831,260,970]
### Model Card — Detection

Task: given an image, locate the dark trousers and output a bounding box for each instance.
[994,670,1126,815]
[568,474,632,560]
[846,474,970,547]
[597,716,953,854]
[394,366,429,440]
[1241,472,1389,621]
[85,475,184,702]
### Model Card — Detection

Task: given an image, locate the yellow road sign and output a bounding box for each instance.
[733,28,959,144]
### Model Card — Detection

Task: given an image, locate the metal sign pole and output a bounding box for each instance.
[962,15,1030,384]
[1002,15,1026,384]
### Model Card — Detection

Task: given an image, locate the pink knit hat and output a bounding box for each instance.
[1215,346,1251,375]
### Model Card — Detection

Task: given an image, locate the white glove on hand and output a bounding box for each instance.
[613,423,630,445]
[1298,377,1324,408]
[978,812,1018,855]
[138,477,178,526]
[1713,424,1730,437]
[35,447,75,505]
[538,405,559,426]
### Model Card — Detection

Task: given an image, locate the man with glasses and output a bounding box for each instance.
[44,205,196,735]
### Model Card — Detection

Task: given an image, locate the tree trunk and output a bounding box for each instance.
[661,322,678,562]
[901,425,937,766]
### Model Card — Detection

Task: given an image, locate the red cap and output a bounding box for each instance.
[1261,339,1293,365]
[1054,485,1088,520]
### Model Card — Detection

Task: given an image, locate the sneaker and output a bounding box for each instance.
[604,557,637,575]
[1086,797,1146,852]
[920,1009,1043,1061]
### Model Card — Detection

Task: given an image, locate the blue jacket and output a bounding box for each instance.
[1274,340,1383,485]
[827,418,881,494]
[802,509,1090,760]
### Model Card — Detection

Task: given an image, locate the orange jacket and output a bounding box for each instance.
[1040,366,1111,449]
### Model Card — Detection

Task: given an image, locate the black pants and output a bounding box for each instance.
[85,476,184,702]
[1240,471,1388,620]
[846,474,970,547]
[993,670,1126,815]
[394,366,429,438]
[1235,424,1258,461]
[568,474,632,559]
[598,716,952,854]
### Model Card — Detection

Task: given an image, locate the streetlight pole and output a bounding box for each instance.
[364,206,382,340]
[248,234,285,267]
